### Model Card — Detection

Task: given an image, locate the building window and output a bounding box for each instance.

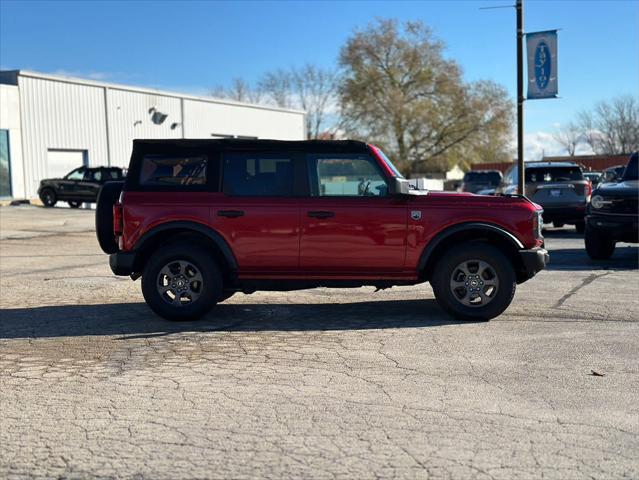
[223,153,294,196]
[0,130,12,198]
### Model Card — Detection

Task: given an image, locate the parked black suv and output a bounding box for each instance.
[585,153,638,259]
[38,166,125,208]
[460,170,503,194]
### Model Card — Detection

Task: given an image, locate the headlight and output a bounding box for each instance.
[591,195,612,209]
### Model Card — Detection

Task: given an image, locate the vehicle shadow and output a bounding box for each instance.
[546,245,639,271]
[0,298,471,340]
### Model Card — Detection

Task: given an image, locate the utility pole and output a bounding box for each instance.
[516,0,525,194]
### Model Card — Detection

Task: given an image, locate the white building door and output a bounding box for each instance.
[47,149,87,179]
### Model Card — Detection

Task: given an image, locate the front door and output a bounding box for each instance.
[212,151,302,276]
[300,153,407,273]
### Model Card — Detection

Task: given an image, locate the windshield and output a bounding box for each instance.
[622,154,638,181]
[374,147,404,178]
[526,166,583,183]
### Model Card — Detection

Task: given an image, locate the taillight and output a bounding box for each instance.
[113,203,123,235]
[585,181,592,200]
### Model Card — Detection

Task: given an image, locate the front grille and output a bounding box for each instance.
[598,196,639,215]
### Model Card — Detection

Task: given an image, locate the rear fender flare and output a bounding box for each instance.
[134,221,238,272]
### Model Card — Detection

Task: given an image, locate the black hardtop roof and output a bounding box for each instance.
[132,138,370,154]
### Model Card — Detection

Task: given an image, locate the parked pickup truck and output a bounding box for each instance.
[96,139,548,321]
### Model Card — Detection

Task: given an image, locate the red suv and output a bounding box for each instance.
[96,139,548,321]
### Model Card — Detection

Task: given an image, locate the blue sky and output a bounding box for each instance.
[1,0,637,158]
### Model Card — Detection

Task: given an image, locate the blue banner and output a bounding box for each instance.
[526,30,558,99]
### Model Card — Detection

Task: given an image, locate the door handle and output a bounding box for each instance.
[218,210,244,218]
[307,211,334,219]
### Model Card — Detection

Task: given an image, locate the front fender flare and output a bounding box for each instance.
[418,222,524,273]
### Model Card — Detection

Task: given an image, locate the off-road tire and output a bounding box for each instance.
[39,189,57,207]
[141,244,222,321]
[431,243,517,321]
[574,221,585,234]
[585,224,615,260]
[68,200,82,208]
[95,181,124,254]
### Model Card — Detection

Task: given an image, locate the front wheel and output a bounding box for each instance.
[141,244,222,321]
[431,243,517,321]
[39,189,57,207]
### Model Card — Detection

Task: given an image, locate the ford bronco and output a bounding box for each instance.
[96,139,548,321]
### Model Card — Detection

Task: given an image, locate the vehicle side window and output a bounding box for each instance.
[107,169,122,179]
[307,154,388,197]
[223,153,294,196]
[140,155,207,186]
[66,168,85,181]
[92,170,102,181]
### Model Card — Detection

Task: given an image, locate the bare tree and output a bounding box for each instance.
[259,69,293,109]
[578,95,639,155]
[338,19,513,174]
[291,65,338,139]
[553,122,582,156]
[211,77,263,104]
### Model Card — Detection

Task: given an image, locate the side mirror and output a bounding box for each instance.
[389,177,411,196]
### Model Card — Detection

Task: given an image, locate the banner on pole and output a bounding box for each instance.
[526,30,558,99]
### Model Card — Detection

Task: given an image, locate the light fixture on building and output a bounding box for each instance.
[148,107,168,125]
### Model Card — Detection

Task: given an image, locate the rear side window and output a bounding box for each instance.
[223,153,294,196]
[140,155,207,186]
[526,167,583,183]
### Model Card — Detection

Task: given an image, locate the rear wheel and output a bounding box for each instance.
[39,189,57,207]
[68,200,82,208]
[585,225,615,260]
[553,221,564,228]
[574,221,585,234]
[141,244,222,321]
[431,243,516,321]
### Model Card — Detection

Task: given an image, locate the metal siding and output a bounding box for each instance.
[106,89,183,168]
[183,99,305,140]
[19,76,108,197]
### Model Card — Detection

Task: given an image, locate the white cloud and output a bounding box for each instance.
[510,130,594,161]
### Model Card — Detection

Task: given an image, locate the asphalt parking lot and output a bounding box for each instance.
[1,205,638,480]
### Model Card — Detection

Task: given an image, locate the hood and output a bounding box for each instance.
[594,180,639,197]
[410,190,542,210]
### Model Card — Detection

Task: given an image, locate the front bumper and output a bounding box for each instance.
[109,251,136,276]
[586,214,638,243]
[518,247,549,281]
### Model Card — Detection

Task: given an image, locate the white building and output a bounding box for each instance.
[0,70,306,199]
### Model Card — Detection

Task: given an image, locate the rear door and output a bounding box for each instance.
[299,153,407,273]
[213,151,302,275]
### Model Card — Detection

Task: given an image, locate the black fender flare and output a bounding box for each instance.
[418,222,524,273]
[134,221,238,272]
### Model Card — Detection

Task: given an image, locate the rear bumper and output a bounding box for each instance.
[518,247,549,281]
[109,251,136,276]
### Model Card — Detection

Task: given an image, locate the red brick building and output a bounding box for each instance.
[471,154,632,174]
